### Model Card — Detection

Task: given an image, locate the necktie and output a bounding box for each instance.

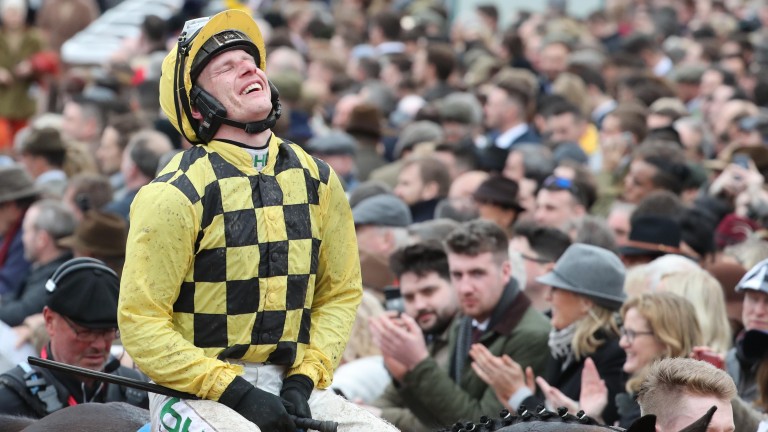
[471,326,483,345]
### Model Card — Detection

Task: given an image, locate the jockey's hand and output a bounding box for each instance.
[281,374,313,419]
[219,376,295,432]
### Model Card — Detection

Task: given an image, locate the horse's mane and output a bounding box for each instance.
[440,404,714,432]
[439,406,630,432]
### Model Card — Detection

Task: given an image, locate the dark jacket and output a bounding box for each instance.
[394,280,551,429]
[354,135,386,182]
[104,188,140,222]
[616,392,641,428]
[0,349,149,418]
[478,130,542,172]
[521,332,626,425]
[0,227,31,297]
[409,199,440,223]
[725,339,758,404]
[0,252,72,326]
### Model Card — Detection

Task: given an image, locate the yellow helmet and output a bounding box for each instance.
[159,9,279,143]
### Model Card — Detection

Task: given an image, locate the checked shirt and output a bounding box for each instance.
[118,135,362,401]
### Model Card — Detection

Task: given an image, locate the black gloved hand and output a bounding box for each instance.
[219,376,296,432]
[280,374,313,420]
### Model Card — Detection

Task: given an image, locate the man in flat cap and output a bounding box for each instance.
[306,131,359,191]
[353,194,412,299]
[0,258,148,418]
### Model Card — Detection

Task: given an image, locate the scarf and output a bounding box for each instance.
[548,321,578,371]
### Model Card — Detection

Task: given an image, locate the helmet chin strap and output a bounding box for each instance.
[190,83,282,143]
[215,107,281,135]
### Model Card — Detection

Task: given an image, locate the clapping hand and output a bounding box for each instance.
[469,343,535,406]
[369,312,429,381]
[578,358,608,421]
[535,376,579,413]
[534,357,608,421]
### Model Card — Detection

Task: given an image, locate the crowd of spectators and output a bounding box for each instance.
[4,0,768,430]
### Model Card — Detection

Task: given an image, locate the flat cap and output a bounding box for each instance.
[306,131,358,156]
[352,194,412,227]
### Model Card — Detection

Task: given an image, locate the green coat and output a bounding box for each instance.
[394,281,551,429]
[372,318,455,432]
[0,29,43,119]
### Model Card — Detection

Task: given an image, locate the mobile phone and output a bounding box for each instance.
[698,351,724,369]
[733,154,751,169]
[383,286,405,313]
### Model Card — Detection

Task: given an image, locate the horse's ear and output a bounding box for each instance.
[626,414,657,432]
[677,406,717,432]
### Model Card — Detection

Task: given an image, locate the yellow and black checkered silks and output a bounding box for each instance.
[118,135,362,401]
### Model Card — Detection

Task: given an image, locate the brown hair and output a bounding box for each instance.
[401,156,452,199]
[637,357,736,429]
[445,219,509,263]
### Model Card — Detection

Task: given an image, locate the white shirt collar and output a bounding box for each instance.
[495,123,529,150]
[35,169,67,184]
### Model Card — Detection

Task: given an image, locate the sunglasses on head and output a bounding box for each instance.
[542,176,586,206]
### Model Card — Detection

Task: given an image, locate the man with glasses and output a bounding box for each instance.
[0,258,148,418]
[509,221,572,313]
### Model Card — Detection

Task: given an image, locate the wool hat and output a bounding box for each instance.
[0,165,38,203]
[346,103,382,139]
[46,258,119,329]
[58,211,128,257]
[352,194,412,227]
[20,127,66,158]
[537,243,627,310]
[715,214,759,250]
[270,71,302,104]
[619,215,683,257]
[736,258,768,294]
[394,121,444,159]
[437,93,482,126]
[472,176,524,212]
[553,142,588,165]
[306,131,357,156]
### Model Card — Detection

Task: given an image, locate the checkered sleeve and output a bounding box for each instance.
[288,165,362,388]
[118,180,243,401]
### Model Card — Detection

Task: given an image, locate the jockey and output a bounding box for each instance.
[0,258,148,418]
[117,9,395,432]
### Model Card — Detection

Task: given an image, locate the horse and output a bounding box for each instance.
[0,403,715,432]
[0,402,149,432]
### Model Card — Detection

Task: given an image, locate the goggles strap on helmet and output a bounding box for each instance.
[174,36,203,144]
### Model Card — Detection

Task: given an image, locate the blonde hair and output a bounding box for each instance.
[341,290,384,363]
[552,72,590,117]
[724,237,768,270]
[621,292,702,393]
[63,141,98,177]
[572,305,620,361]
[645,255,700,291]
[660,269,732,354]
[637,358,736,428]
[623,264,651,298]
